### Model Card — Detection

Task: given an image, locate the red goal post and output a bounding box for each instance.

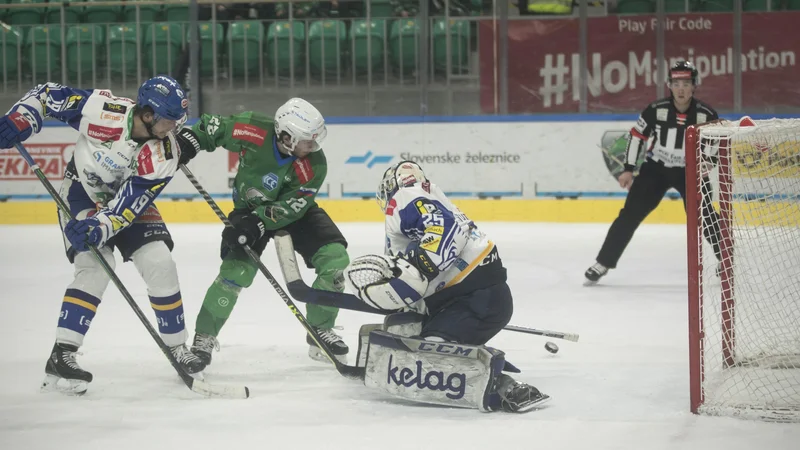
[686,117,800,422]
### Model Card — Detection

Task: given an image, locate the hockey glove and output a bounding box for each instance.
[65,217,110,252]
[397,242,440,282]
[0,112,33,149]
[176,128,202,166]
[222,213,266,248]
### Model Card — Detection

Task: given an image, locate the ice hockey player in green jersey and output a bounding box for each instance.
[178,98,350,369]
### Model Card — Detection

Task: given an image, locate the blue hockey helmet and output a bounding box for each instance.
[136,75,188,123]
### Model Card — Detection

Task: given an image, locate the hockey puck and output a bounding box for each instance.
[545,341,559,354]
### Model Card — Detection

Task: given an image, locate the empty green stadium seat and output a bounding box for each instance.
[227,21,264,77]
[695,0,733,11]
[164,4,189,23]
[350,19,385,75]
[124,1,161,23]
[143,22,184,75]
[28,25,62,79]
[108,23,141,76]
[308,20,347,77]
[367,0,395,17]
[7,0,46,26]
[432,19,471,75]
[66,25,105,78]
[85,0,122,24]
[742,0,769,10]
[45,0,82,24]
[266,21,305,76]
[665,0,690,12]
[190,22,224,76]
[390,19,419,75]
[0,26,22,78]
[788,0,800,10]
[616,0,655,13]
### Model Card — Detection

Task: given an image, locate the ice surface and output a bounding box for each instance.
[1,222,798,450]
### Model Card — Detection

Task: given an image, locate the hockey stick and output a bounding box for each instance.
[274,233,580,343]
[13,144,248,398]
[179,164,365,380]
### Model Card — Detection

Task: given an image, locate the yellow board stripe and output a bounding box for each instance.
[150,299,183,311]
[445,241,495,289]
[64,296,98,313]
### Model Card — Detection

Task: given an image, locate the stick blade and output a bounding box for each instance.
[190,379,250,399]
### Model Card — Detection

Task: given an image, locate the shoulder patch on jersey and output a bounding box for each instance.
[137,145,155,176]
[293,158,314,185]
[64,95,83,111]
[102,102,128,114]
[262,173,279,191]
[656,108,669,121]
[162,138,174,160]
[231,123,267,146]
[87,124,123,142]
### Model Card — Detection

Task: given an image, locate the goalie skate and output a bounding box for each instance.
[496,374,551,413]
[41,343,92,396]
[307,326,349,364]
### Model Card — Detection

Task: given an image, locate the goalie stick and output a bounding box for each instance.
[14,144,249,399]
[180,164,366,380]
[274,233,580,343]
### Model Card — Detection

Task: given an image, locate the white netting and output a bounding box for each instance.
[691,118,800,422]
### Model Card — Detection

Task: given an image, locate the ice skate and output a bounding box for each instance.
[41,343,92,396]
[307,326,349,364]
[170,344,205,379]
[495,374,550,413]
[190,333,219,370]
[584,262,609,286]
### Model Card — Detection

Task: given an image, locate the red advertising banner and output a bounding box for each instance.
[480,12,800,113]
[0,144,73,181]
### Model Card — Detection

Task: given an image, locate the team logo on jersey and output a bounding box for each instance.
[385,198,397,216]
[232,123,267,146]
[102,102,128,114]
[262,173,279,191]
[87,124,123,142]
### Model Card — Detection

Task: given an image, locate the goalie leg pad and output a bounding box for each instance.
[363,330,505,411]
[356,313,424,368]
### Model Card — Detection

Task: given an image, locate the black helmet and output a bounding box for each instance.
[668,60,698,85]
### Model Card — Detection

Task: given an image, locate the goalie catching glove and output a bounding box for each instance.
[344,254,429,312]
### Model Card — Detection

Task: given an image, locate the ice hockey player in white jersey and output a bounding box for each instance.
[344,161,549,413]
[0,76,206,395]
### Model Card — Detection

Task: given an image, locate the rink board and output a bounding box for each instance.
[0,198,689,225]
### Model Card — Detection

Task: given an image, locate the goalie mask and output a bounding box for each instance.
[377,161,428,213]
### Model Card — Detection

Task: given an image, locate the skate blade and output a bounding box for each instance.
[308,346,348,365]
[583,278,600,287]
[513,393,551,413]
[188,370,205,382]
[40,374,88,396]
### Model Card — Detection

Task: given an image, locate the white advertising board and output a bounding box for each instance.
[0,121,633,199]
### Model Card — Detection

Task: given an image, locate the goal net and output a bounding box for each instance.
[686,118,800,422]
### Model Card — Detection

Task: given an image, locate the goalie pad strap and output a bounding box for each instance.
[363,330,505,412]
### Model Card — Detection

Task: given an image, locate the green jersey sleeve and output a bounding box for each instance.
[254,151,328,230]
[191,112,274,154]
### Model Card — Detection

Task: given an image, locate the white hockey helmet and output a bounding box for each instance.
[274,98,327,153]
[377,160,428,212]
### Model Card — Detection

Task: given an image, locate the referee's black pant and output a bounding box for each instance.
[596,159,722,268]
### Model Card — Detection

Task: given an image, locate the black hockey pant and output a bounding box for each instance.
[596,159,722,269]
